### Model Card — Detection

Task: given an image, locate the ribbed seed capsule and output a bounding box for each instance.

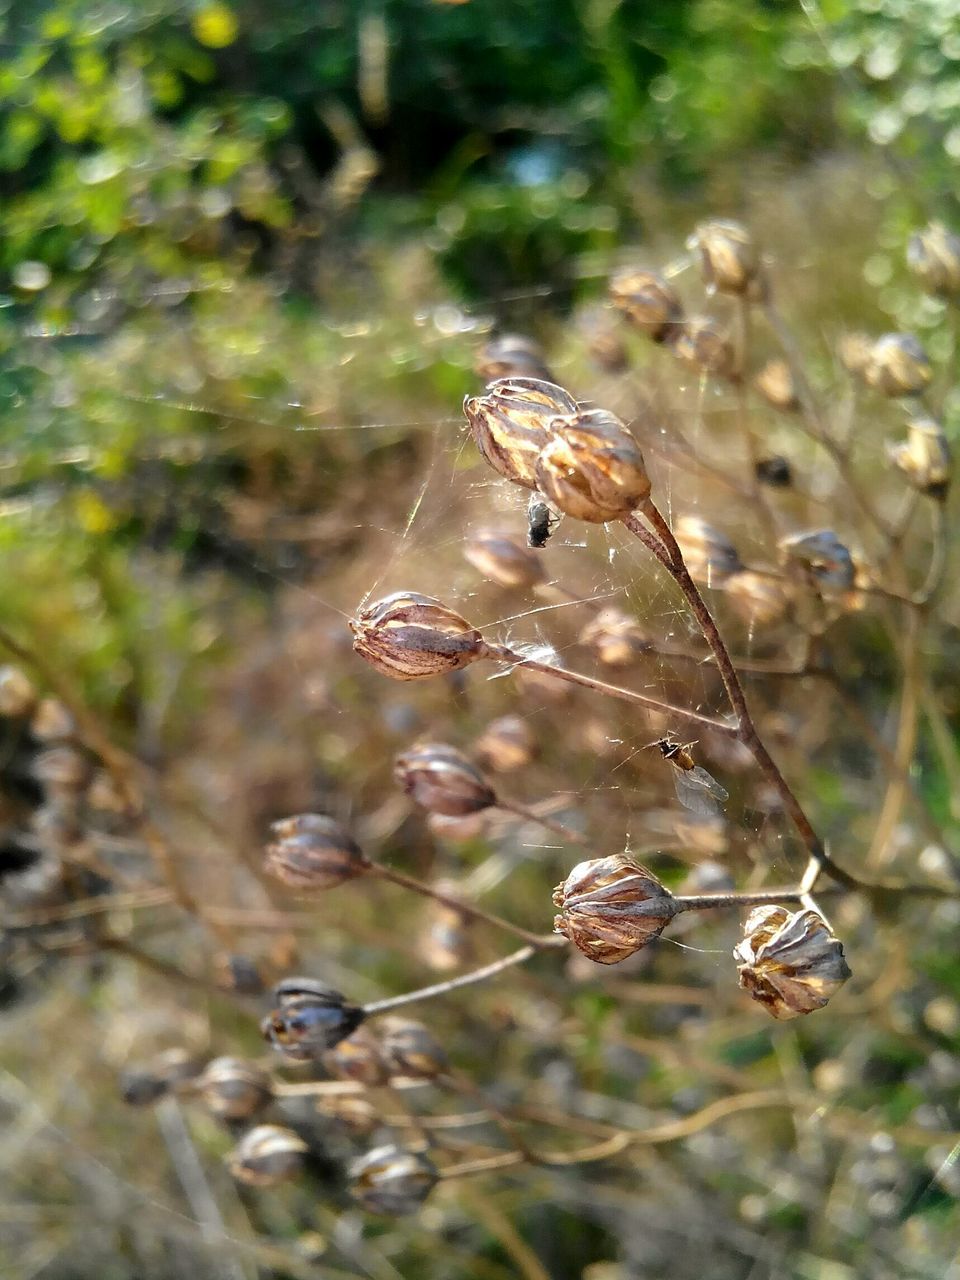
[323,1025,390,1086]
[552,854,676,964]
[196,1057,274,1121]
[348,1145,438,1215]
[863,333,932,398]
[0,665,37,718]
[907,222,960,298]
[609,267,684,342]
[578,607,649,668]
[378,1017,448,1080]
[675,515,743,587]
[753,359,798,411]
[394,742,496,817]
[350,592,484,681]
[262,977,366,1060]
[227,1125,308,1187]
[535,407,650,523]
[723,571,791,626]
[474,714,537,772]
[888,417,951,498]
[734,905,851,1020]
[265,812,369,892]
[689,219,763,299]
[475,334,554,383]
[667,316,737,380]
[463,528,548,589]
[779,530,855,592]
[463,377,578,488]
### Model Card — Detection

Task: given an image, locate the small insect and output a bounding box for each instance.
[527,498,559,549]
[650,737,728,818]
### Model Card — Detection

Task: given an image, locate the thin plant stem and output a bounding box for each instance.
[495,798,585,845]
[362,944,541,1015]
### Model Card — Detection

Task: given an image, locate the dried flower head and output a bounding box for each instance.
[734,906,851,1020]
[724,570,791,626]
[394,742,496,816]
[378,1017,448,1080]
[535,407,650,523]
[779,530,855,593]
[262,977,366,1060]
[350,591,484,681]
[753,359,798,411]
[578,606,649,667]
[265,812,369,892]
[463,528,547,589]
[667,316,737,380]
[196,1057,274,1121]
[609,267,684,341]
[888,417,950,498]
[907,222,960,298]
[552,854,676,964]
[463,377,578,488]
[323,1025,390,1086]
[863,333,932,398]
[474,714,537,772]
[675,515,743,587]
[689,219,763,299]
[475,333,554,383]
[348,1144,438,1215]
[227,1125,308,1187]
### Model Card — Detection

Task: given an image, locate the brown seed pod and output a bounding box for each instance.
[348,1144,438,1215]
[196,1057,274,1121]
[609,267,684,342]
[265,813,369,892]
[350,591,484,681]
[907,221,960,298]
[887,417,951,498]
[863,333,932,398]
[535,407,650,523]
[552,854,676,964]
[723,570,791,626]
[578,606,649,668]
[213,953,265,996]
[463,528,548,589]
[378,1017,448,1080]
[475,334,554,383]
[779,530,855,593]
[226,1125,308,1187]
[394,742,496,817]
[0,665,37,718]
[667,316,737,380]
[119,1048,203,1107]
[838,332,874,378]
[675,515,743,587]
[474,714,538,772]
[734,905,851,1020]
[463,377,578,489]
[316,1093,379,1133]
[323,1025,390,1086]
[689,219,763,299]
[753,359,798,411]
[262,977,366,1061]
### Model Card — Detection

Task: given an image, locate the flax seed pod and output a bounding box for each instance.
[689,219,763,299]
[863,333,932,398]
[887,417,950,499]
[463,528,547,589]
[348,1145,438,1215]
[394,742,496,817]
[323,1025,390,1086]
[578,607,649,668]
[535,407,650,523]
[196,1057,274,1122]
[0,666,36,718]
[753,359,798,412]
[463,377,578,488]
[734,906,851,1020]
[667,316,737,380]
[907,222,960,299]
[724,570,791,626]
[552,854,676,964]
[377,1017,448,1080]
[779,530,855,593]
[473,714,537,773]
[350,592,484,681]
[475,334,554,383]
[262,977,366,1060]
[609,267,684,342]
[264,812,369,892]
[227,1125,308,1187]
[675,516,743,588]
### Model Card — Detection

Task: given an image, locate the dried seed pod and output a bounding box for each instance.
[609,268,684,342]
[316,1093,378,1133]
[474,714,537,772]
[907,222,960,298]
[463,377,578,488]
[724,570,791,626]
[227,1125,308,1187]
[30,697,77,743]
[675,515,743,587]
[475,334,554,383]
[348,1144,438,1215]
[578,606,649,668]
[323,1025,390,1086]
[753,359,798,411]
[689,219,763,299]
[552,854,676,964]
[0,665,37,718]
[838,332,873,378]
[350,591,484,681]
[667,316,737,380]
[394,742,496,817]
[196,1057,274,1121]
[87,770,130,815]
[265,812,369,892]
[779,530,855,592]
[734,905,851,1020]
[863,333,932,398]
[535,407,650,523]
[887,417,950,498]
[378,1017,448,1080]
[119,1048,202,1107]
[755,455,792,488]
[579,306,630,371]
[262,977,366,1060]
[463,528,547,589]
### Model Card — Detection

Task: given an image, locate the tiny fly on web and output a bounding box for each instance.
[527,497,559,549]
[648,737,728,818]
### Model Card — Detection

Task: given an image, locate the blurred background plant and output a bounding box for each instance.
[2,2,960,1279]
